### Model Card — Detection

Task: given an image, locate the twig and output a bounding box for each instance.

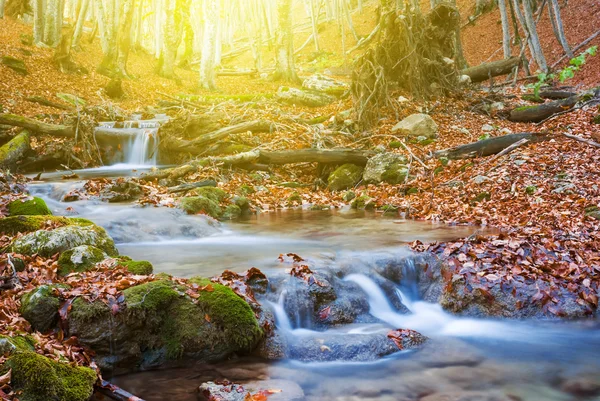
[562,133,600,148]
[551,29,600,69]
[399,140,429,170]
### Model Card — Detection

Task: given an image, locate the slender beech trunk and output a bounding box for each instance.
[33,0,45,44]
[0,0,5,18]
[499,0,512,58]
[274,0,299,82]
[72,0,91,48]
[521,0,547,71]
[200,0,220,90]
[548,0,572,58]
[116,0,135,77]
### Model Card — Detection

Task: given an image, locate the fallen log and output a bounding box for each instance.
[176,120,273,153]
[0,114,74,137]
[461,57,520,83]
[275,87,335,107]
[538,90,578,100]
[433,133,548,160]
[509,95,579,123]
[95,380,145,401]
[0,130,31,170]
[25,96,75,111]
[167,179,217,193]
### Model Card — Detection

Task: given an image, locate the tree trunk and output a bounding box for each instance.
[72,0,90,48]
[43,0,61,47]
[33,0,44,44]
[461,56,520,82]
[548,0,572,58]
[175,120,272,153]
[521,0,547,72]
[0,131,31,170]
[0,114,74,137]
[116,0,135,77]
[199,0,220,90]
[274,0,299,83]
[0,0,6,18]
[498,0,512,58]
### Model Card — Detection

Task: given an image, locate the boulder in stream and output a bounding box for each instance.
[67,278,263,373]
[57,245,107,276]
[327,163,363,191]
[20,284,69,332]
[0,215,71,235]
[7,196,52,216]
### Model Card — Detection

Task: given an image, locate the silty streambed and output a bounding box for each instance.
[28,167,600,401]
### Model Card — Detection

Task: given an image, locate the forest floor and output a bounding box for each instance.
[0,1,600,398]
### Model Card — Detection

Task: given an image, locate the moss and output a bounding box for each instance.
[68,217,95,226]
[7,352,96,401]
[57,245,106,276]
[380,205,398,214]
[180,196,222,219]
[238,184,256,195]
[389,141,402,149]
[221,204,242,220]
[188,278,261,350]
[327,164,364,191]
[0,215,70,235]
[525,185,537,195]
[513,105,538,112]
[20,285,68,332]
[232,196,250,211]
[0,335,35,355]
[473,192,491,203]
[7,197,52,216]
[406,187,420,195]
[343,190,356,202]
[118,258,154,275]
[381,164,408,184]
[192,187,229,202]
[288,192,302,204]
[69,298,110,323]
[123,280,181,311]
[351,195,374,210]
[593,114,600,124]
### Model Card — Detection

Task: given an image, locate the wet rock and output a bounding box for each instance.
[420,390,512,401]
[12,223,118,257]
[100,180,142,202]
[7,196,52,216]
[560,376,600,397]
[327,164,363,191]
[222,204,242,220]
[414,338,484,368]
[287,332,404,362]
[57,245,107,276]
[180,196,222,219]
[115,257,154,275]
[0,215,71,235]
[282,274,336,328]
[505,384,574,401]
[198,379,304,401]
[392,113,438,139]
[363,153,409,184]
[20,284,69,332]
[68,278,262,373]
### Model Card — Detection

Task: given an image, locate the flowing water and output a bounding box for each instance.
[28,153,600,400]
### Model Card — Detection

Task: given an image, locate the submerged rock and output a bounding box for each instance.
[392,113,438,139]
[199,379,304,401]
[100,180,143,203]
[363,153,409,184]
[11,223,118,257]
[67,278,263,373]
[327,163,363,191]
[57,245,107,276]
[7,197,52,216]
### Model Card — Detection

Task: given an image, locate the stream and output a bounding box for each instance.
[27,133,600,401]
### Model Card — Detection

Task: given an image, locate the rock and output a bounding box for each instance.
[363,153,409,184]
[481,124,495,132]
[288,332,405,362]
[473,175,489,184]
[351,195,374,210]
[1,55,28,75]
[302,74,349,96]
[392,114,438,139]
[222,204,242,220]
[115,257,154,275]
[68,278,263,373]
[459,75,472,85]
[100,180,142,202]
[343,191,356,202]
[6,351,96,401]
[490,102,505,112]
[57,245,107,276]
[199,379,304,401]
[276,86,335,107]
[414,338,484,368]
[0,215,71,235]
[7,197,52,216]
[506,384,575,401]
[499,127,512,135]
[20,284,69,332]
[421,390,511,401]
[560,376,600,397]
[180,196,221,219]
[12,223,118,257]
[327,164,363,191]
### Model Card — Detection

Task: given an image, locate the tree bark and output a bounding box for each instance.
[199,0,220,90]
[509,95,579,122]
[548,0,572,58]
[461,57,520,82]
[33,0,44,44]
[434,133,547,159]
[0,0,6,18]
[521,0,547,72]
[0,114,74,137]
[116,0,135,77]
[498,0,512,58]
[274,0,299,82]
[0,131,31,170]
[72,0,90,48]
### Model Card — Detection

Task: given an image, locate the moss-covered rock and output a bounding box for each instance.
[232,196,250,211]
[351,195,375,210]
[288,192,303,204]
[7,197,52,216]
[222,204,242,220]
[0,215,71,235]
[12,224,118,257]
[363,153,408,185]
[191,187,229,202]
[327,164,363,191]
[343,190,356,202]
[6,352,96,401]
[20,284,69,332]
[57,245,107,276]
[473,192,491,203]
[180,196,222,219]
[116,257,154,275]
[68,279,263,373]
[0,335,35,355]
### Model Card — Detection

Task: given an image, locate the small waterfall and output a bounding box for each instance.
[268,291,293,332]
[125,128,158,166]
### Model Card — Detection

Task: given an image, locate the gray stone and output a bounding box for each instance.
[199,380,304,401]
[392,114,438,139]
[473,175,490,184]
[481,124,495,132]
[363,153,409,184]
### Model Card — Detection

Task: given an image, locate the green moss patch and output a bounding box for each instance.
[8,197,52,216]
[117,257,154,275]
[0,215,70,235]
[191,187,229,202]
[328,164,364,191]
[57,245,107,276]
[180,196,222,219]
[7,352,96,401]
[20,284,69,332]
